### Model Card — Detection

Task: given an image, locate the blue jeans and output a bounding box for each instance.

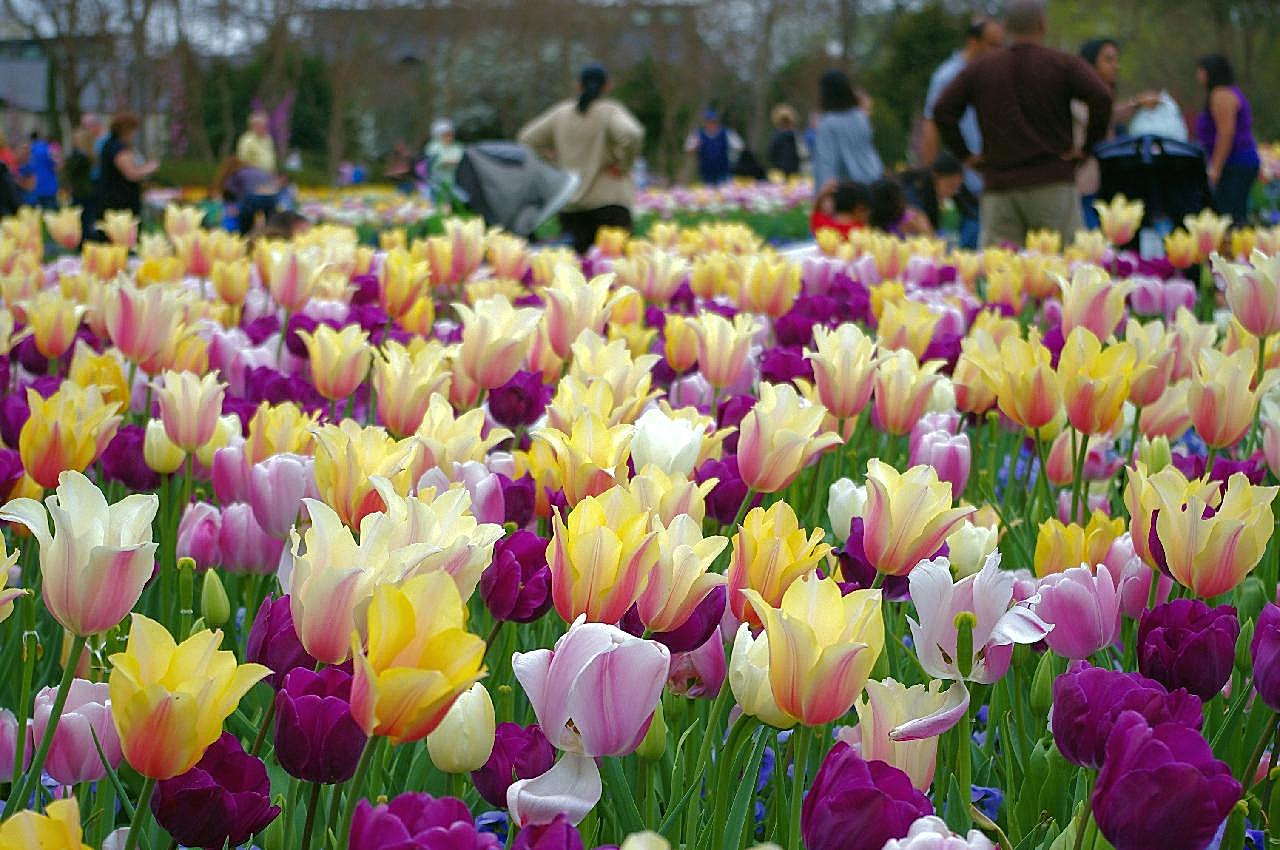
[1081,193,1100,230]
[1212,162,1259,224]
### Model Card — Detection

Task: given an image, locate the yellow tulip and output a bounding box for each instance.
[625,464,717,526]
[613,250,690,304]
[1123,463,1219,571]
[143,418,186,474]
[312,420,419,528]
[109,615,269,778]
[1094,194,1144,246]
[635,514,727,633]
[533,411,633,506]
[426,682,496,773]
[565,331,661,425]
[20,288,85,360]
[43,207,82,250]
[455,295,541,389]
[1189,348,1263,449]
[663,314,700,373]
[1056,328,1135,435]
[1184,209,1232,260]
[737,382,842,493]
[163,205,205,242]
[0,797,91,849]
[541,266,627,359]
[690,252,733,299]
[66,340,130,409]
[727,501,831,626]
[101,210,138,248]
[985,263,1026,314]
[805,323,880,421]
[729,623,798,729]
[737,253,801,317]
[742,574,884,726]
[19,384,121,489]
[1164,229,1198,270]
[689,311,762,389]
[411,392,511,478]
[211,259,251,306]
[1033,511,1125,577]
[374,340,453,437]
[877,298,940,360]
[1125,319,1177,407]
[1025,229,1061,255]
[379,248,430,319]
[299,324,372,402]
[862,459,974,577]
[985,329,1062,433]
[1057,265,1130,340]
[872,350,945,436]
[153,370,226,452]
[243,401,318,463]
[350,572,486,744]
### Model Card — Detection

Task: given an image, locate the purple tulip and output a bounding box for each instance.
[694,456,759,525]
[0,391,29,449]
[470,723,556,808]
[350,792,499,850]
[509,814,584,850]
[801,742,933,850]
[489,371,551,428]
[243,315,281,345]
[650,584,726,653]
[98,424,161,491]
[715,395,756,454]
[1252,603,1280,711]
[176,502,221,570]
[13,334,49,374]
[759,346,813,384]
[0,448,24,502]
[246,595,316,688]
[480,531,552,623]
[350,273,380,305]
[1092,712,1240,850]
[837,519,910,601]
[1137,599,1239,700]
[498,474,536,529]
[151,732,280,850]
[275,667,366,783]
[1050,662,1202,768]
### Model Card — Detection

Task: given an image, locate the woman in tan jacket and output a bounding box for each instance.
[518,62,644,253]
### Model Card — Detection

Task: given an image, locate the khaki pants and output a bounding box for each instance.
[979,182,1082,248]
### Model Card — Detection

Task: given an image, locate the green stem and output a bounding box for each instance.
[726,488,757,535]
[711,715,753,841]
[250,699,277,757]
[323,783,343,850]
[1070,776,1095,850]
[1250,334,1269,452]
[954,708,973,832]
[339,737,383,850]
[1245,710,1280,789]
[10,596,37,788]
[4,633,87,817]
[788,725,813,850]
[122,776,157,850]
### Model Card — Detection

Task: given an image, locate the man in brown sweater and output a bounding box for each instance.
[933,0,1112,247]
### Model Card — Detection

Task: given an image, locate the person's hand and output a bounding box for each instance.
[1136,90,1162,110]
[1207,164,1221,189]
[1061,148,1085,163]
[605,164,626,178]
[964,154,983,170]
[141,160,160,177]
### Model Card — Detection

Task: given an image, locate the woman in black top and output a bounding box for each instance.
[767,104,803,177]
[95,112,158,217]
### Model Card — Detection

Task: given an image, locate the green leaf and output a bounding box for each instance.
[720,731,768,850]
[600,756,645,837]
[90,726,135,820]
[659,761,706,837]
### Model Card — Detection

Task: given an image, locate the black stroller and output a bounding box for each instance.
[453,142,580,238]
[1095,135,1210,236]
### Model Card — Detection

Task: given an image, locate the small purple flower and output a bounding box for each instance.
[246,595,316,688]
[480,530,552,623]
[275,667,367,784]
[470,723,556,809]
[0,391,29,449]
[489,371,551,428]
[1137,599,1239,701]
[349,792,499,850]
[497,474,535,528]
[801,742,933,850]
[350,273,380,305]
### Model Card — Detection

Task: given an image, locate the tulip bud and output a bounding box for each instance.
[635,701,666,762]
[621,833,671,850]
[201,570,230,627]
[827,478,866,544]
[954,611,977,680]
[1235,619,1255,675]
[143,418,186,474]
[1237,576,1267,626]
[1137,435,1172,474]
[1030,650,1057,718]
[425,683,496,774]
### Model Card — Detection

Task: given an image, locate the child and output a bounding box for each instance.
[810,180,871,237]
[868,178,932,237]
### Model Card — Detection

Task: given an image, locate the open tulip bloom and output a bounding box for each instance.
[1,202,1279,850]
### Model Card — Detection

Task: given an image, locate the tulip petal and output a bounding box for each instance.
[890,681,969,742]
[507,752,602,827]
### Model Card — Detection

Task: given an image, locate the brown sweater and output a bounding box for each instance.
[933,42,1113,192]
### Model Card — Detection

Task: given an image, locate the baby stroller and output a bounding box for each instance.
[453,142,580,238]
[1096,135,1209,235]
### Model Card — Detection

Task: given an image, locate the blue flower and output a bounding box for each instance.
[971,785,1003,821]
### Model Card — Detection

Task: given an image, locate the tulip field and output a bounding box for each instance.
[0,195,1279,850]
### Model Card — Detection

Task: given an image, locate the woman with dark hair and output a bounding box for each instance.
[518,62,645,253]
[94,112,158,218]
[213,156,285,235]
[1195,54,1259,222]
[812,69,884,193]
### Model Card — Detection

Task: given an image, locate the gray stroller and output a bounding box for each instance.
[453,142,580,238]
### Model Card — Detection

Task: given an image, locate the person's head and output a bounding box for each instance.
[1003,0,1047,42]
[818,69,859,112]
[701,107,721,132]
[71,128,92,153]
[81,113,103,135]
[109,112,141,144]
[1197,54,1235,91]
[1080,38,1120,87]
[431,118,455,143]
[930,152,965,200]
[771,104,797,131]
[833,181,871,222]
[868,178,906,231]
[577,62,609,114]
[965,18,1005,57]
[249,110,269,135]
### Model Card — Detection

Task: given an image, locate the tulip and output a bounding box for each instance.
[738,253,801,317]
[630,408,703,478]
[1252,603,1280,711]
[21,289,85,360]
[667,631,727,698]
[350,793,499,850]
[907,554,1052,683]
[984,330,1062,432]
[108,614,269,779]
[176,502,221,570]
[690,311,762,389]
[909,430,970,497]
[377,248,429,318]
[1188,348,1263,449]
[210,258,251,306]
[877,298,941,360]
[372,340,453,437]
[541,267,623,359]
[1123,463,1217,571]
[1091,712,1240,850]
[945,521,999,579]
[533,412,633,507]
[350,571,486,744]
[412,392,512,479]
[44,207,82,249]
[151,732,280,850]
[30,679,121,786]
[737,382,841,493]
[1124,319,1176,407]
[726,500,830,626]
[1165,229,1197,269]
[827,477,866,544]
[67,343,129,411]
[1214,250,1280,338]
[217,502,284,574]
[1034,565,1121,659]
[1050,662,1202,769]
[299,323,372,402]
[851,677,969,790]
[489,370,551,429]
[249,452,314,539]
[242,400,318,464]
[99,423,160,492]
[427,683,497,773]
[456,295,542,389]
[873,350,945,436]
[480,530,553,623]
[0,798,91,849]
[862,459,973,577]
[513,616,670,756]
[103,280,186,367]
[1137,599,1238,700]
[0,471,157,636]
[311,420,418,529]
[547,484,659,625]
[1057,328,1135,434]
[471,722,557,808]
[803,322,880,421]
[142,419,185,474]
[153,371,226,453]
[801,742,934,850]
[636,514,727,634]
[506,753,602,829]
[266,245,319,311]
[882,816,997,850]
[18,383,121,489]
[1094,194,1144,245]
[246,595,317,689]
[1185,208,1233,259]
[1033,511,1125,577]
[101,209,138,247]
[663,314,700,373]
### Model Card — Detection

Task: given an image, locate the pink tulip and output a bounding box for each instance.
[668,373,715,409]
[218,503,284,574]
[667,632,727,699]
[207,328,251,376]
[1162,279,1197,321]
[250,453,316,539]
[506,752,602,828]
[907,554,1052,683]
[31,679,121,785]
[212,446,252,504]
[512,617,670,757]
[1099,534,1173,618]
[910,431,971,498]
[417,462,505,526]
[176,502,221,569]
[0,708,31,778]
[1128,277,1164,317]
[908,413,962,458]
[1034,566,1121,659]
[903,257,940,288]
[852,255,881,287]
[1056,490,1112,524]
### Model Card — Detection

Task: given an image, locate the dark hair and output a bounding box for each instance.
[1079,38,1118,68]
[930,152,963,176]
[109,112,141,138]
[965,19,994,41]
[833,181,870,214]
[1198,54,1235,91]
[577,62,608,114]
[818,70,858,112]
[868,178,906,231]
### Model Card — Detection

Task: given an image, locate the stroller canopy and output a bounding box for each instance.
[454,143,580,237]
[1096,135,1208,226]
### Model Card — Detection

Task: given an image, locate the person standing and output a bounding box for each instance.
[517,62,644,254]
[767,104,804,177]
[812,69,884,192]
[94,112,158,220]
[1195,54,1259,224]
[21,130,59,209]
[920,18,1004,248]
[685,108,742,186]
[425,119,464,202]
[933,0,1112,247]
[236,110,277,174]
